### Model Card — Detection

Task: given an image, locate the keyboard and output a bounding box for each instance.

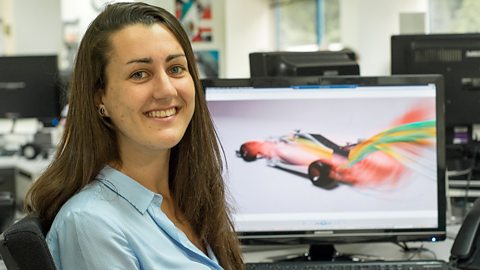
[245,260,450,270]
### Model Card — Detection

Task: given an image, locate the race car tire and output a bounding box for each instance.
[308,161,338,190]
[239,145,257,162]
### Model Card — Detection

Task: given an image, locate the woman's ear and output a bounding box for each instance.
[95,91,109,117]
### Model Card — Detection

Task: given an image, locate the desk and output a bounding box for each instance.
[0,227,460,270]
[0,156,51,209]
[243,224,460,263]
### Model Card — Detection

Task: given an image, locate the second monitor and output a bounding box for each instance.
[249,50,360,77]
[0,55,61,127]
[391,33,480,128]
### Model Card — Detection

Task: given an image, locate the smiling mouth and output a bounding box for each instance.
[145,107,177,118]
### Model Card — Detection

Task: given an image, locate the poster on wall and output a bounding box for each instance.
[175,0,212,42]
[195,50,219,78]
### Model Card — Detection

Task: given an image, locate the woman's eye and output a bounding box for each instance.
[169,66,186,75]
[130,71,148,80]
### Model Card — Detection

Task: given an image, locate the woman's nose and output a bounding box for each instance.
[152,71,177,99]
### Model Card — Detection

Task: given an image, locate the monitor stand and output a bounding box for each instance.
[308,244,337,261]
[277,244,354,262]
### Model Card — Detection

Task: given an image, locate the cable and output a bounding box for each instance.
[394,242,437,260]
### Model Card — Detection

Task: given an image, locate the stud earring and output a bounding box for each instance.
[98,105,106,117]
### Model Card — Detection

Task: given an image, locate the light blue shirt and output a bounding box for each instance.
[46,165,222,270]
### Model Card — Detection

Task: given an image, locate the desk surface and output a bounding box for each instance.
[243,240,454,263]
[0,238,455,269]
[0,154,52,176]
[242,224,460,263]
[0,155,51,173]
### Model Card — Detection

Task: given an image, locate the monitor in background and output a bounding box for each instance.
[0,55,61,127]
[203,75,446,260]
[391,33,480,131]
[249,51,360,78]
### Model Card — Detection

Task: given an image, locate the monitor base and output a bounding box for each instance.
[277,244,351,262]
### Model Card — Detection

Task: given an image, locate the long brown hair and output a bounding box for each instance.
[24,2,244,269]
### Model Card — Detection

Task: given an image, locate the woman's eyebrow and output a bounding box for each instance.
[125,54,185,65]
[126,57,153,65]
[166,54,186,62]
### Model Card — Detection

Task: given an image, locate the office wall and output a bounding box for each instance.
[339,0,428,76]
[0,0,430,77]
[0,0,13,54]
[222,0,429,77]
[0,0,5,54]
[224,0,274,78]
[1,0,61,55]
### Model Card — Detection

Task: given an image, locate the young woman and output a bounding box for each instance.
[25,2,244,269]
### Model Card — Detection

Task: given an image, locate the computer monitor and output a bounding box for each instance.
[391,33,480,129]
[0,55,61,126]
[250,51,360,78]
[203,75,446,259]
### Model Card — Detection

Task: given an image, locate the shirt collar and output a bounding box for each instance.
[97,165,155,214]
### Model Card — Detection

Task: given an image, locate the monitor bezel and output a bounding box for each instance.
[203,75,446,245]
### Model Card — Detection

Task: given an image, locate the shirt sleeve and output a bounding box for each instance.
[48,210,140,270]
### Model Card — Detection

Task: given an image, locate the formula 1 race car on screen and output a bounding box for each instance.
[236,120,435,190]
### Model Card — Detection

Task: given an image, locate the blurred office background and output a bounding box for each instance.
[0,0,479,78]
[1,0,480,254]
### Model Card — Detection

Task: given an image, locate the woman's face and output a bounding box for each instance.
[101,23,195,156]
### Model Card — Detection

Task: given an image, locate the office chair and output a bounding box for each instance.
[0,192,15,233]
[0,214,56,270]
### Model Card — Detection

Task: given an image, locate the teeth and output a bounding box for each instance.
[146,108,176,118]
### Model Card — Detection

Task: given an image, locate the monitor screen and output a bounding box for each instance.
[250,51,360,78]
[391,33,480,128]
[0,55,61,126]
[203,75,446,247]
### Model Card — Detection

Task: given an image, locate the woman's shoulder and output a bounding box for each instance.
[52,180,122,226]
